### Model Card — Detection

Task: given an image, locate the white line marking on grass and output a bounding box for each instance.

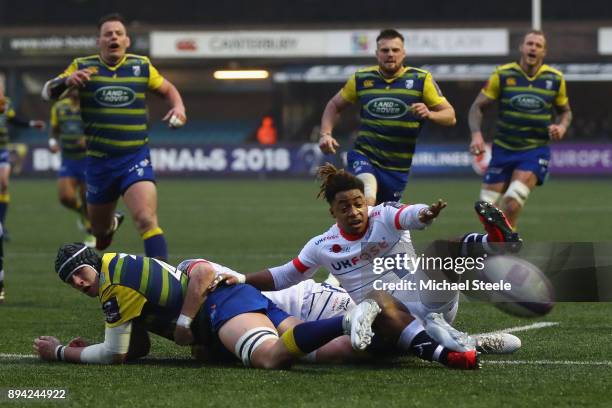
[486,360,612,367]
[0,353,37,359]
[476,321,559,336]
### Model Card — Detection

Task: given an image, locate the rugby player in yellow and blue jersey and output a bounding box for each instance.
[319,29,456,206]
[0,83,46,232]
[33,243,380,368]
[468,30,572,228]
[42,13,186,260]
[49,90,94,246]
[0,84,45,303]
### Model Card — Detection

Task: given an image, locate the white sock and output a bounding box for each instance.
[397,320,425,351]
[0,269,4,282]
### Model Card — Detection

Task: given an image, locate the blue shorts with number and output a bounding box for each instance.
[484,144,550,186]
[85,147,155,204]
[59,157,87,181]
[347,150,409,203]
[203,283,290,332]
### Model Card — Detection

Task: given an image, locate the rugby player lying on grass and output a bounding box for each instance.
[227,164,522,369]
[33,244,381,368]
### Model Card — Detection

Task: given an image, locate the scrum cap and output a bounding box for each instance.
[55,243,102,282]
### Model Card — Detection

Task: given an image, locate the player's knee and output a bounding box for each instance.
[480,188,502,205]
[356,173,377,203]
[503,180,531,208]
[234,327,280,368]
[132,211,157,233]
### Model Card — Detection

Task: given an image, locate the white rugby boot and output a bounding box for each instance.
[343,299,381,351]
[473,333,521,354]
[424,312,476,352]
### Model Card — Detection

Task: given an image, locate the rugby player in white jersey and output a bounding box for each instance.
[227,164,522,369]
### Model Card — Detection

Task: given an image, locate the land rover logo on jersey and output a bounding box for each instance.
[365,97,409,119]
[95,86,136,107]
[510,94,546,113]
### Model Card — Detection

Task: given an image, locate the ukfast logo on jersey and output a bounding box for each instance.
[314,234,339,246]
[330,240,390,271]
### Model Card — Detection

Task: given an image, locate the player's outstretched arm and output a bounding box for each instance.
[155,80,187,129]
[419,199,447,223]
[244,269,277,290]
[34,323,132,364]
[174,263,216,346]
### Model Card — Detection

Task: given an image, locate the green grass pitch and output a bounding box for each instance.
[0,177,610,407]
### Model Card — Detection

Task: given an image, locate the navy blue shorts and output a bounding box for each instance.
[203,284,291,332]
[347,150,409,203]
[484,144,550,186]
[59,157,87,181]
[85,147,155,204]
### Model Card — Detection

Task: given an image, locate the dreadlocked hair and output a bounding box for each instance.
[317,163,364,204]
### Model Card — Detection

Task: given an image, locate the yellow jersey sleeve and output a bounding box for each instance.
[50,104,58,127]
[422,73,446,108]
[339,74,358,103]
[147,60,165,90]
[100,284,147,328]
[59,60,79,79]
[554,76,569,106]
[481,71,501,100]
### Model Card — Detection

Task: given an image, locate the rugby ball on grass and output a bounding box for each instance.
[480,255,555,317]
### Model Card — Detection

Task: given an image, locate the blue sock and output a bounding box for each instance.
[284,316,344,354]
[142,227,168,261]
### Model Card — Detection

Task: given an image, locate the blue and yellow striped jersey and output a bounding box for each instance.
[340,66,446,172]
[98,253,189,340]
[482,62,569,150]
[0,98,17,149]
[50,99,86,160]
[58,54,164,158]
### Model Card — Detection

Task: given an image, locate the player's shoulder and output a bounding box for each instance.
[125,54,152,64]
[540,64,564,78]
[404,66,430,75]
[307,225,341,248]
[370,201,405,221]
[73,55,100,64]
[496,62,520,73]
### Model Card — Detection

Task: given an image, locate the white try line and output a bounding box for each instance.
[475,321,559,336]
[486,360,612,367]
[0,353,37,359]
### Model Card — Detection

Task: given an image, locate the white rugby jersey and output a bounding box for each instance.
[269,202,430,303]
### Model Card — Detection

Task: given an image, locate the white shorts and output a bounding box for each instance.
[263,280,355,321]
